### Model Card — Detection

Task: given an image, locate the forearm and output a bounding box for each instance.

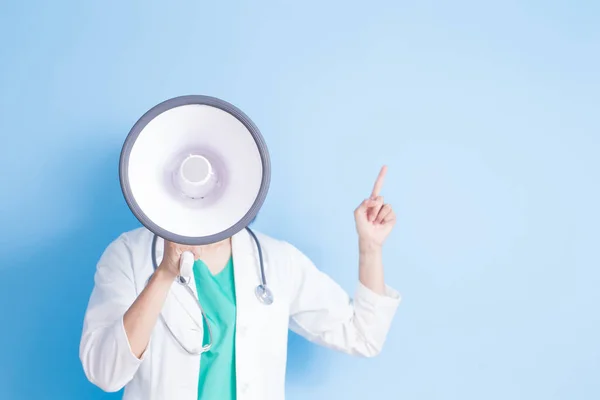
[288,239,397,357]
[123,266,174,358]
[358,239,385,295]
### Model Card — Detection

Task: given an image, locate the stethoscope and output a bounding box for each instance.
[149,226,273,355]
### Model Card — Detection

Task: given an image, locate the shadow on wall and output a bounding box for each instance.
[0,136,321,399]
[0,139,139,399]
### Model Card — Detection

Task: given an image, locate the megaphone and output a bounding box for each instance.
[119,95,271,247]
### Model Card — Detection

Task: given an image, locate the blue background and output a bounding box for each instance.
[1,1,599,399]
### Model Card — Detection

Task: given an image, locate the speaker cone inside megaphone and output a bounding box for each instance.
[119,95,270,246]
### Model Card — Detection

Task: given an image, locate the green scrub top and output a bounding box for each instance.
[193,256,237,400]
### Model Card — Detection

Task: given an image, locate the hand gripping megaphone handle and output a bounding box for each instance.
[179,251,195,281]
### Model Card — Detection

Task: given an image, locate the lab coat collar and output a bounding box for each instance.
[231,228,262,327]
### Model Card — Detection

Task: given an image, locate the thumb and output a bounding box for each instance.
[355,198,375,215]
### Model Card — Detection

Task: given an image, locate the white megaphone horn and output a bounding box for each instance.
[119,95,271,278]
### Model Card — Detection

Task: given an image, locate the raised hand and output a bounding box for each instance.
[354,165,397,248]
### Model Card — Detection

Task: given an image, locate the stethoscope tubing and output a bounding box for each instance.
[149,227,271,355]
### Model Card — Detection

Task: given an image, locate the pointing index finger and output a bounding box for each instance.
[370,165,388,198]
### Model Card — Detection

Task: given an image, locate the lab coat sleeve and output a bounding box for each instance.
[286,242,401,357]
[79,235,145,392]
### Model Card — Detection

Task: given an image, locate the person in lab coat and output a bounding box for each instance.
[79,166,401,400]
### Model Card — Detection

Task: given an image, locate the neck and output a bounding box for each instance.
[195,237,231,254]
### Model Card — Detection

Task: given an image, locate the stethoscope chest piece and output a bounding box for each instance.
[255,284,273,305]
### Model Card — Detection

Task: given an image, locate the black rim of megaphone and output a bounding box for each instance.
[119,95,271,246]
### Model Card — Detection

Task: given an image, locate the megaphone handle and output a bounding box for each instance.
[179,251,195,281]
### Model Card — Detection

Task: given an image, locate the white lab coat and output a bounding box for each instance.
[79,227,401,400]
